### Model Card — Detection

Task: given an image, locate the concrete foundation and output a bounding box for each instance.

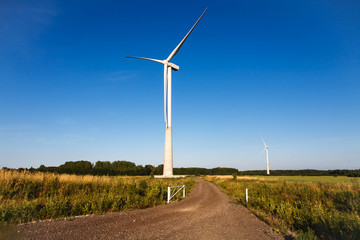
[154,175,185,178]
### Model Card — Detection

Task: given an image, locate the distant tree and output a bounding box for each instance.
[144,165,155,176]
[38,165,47,172]
[57,161,92,175]
[92,161,111,175]
[155,164,163,175]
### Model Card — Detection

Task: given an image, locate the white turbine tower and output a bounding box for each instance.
[260,138,270,175]
[126,8,207,177]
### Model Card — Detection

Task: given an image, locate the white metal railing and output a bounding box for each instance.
[167,185,185,203]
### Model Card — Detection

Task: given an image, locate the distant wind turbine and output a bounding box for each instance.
[260,138,270,175]
[126,8,208,177]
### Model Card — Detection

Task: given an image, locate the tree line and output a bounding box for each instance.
[33,161,239,176]
[5,160,360,177]
[237,169,360,177]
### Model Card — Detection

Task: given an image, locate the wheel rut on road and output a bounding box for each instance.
[17,179,284,240]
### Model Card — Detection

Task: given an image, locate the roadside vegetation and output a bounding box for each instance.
[207,175,360,240]
[0,169,195,224]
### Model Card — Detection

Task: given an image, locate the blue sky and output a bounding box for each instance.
[1,0,359,170]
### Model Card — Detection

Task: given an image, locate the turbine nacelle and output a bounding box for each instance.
[165,61,179,71]
[125,57,179,71]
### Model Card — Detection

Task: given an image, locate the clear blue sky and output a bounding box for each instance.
[1,0,359,170]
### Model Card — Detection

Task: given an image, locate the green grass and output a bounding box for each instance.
[207,175,360,240]
[239,175,360,184]
[0,169,196,224]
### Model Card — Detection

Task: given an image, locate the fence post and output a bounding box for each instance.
[183,185,185,198]
[246,188,248,203]
[167,186,170,203]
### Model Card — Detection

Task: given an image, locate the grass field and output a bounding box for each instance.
[206,175,360,240]
[213,175,360,183]
[0,169,196,224]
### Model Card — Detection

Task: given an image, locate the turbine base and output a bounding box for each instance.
[154,175,185,178]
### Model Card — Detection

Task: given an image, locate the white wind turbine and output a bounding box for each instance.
[126,8,208,177]
[260,138,270,175]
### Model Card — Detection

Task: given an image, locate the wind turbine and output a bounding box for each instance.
[260,138,270,175]
[126,8,208,177]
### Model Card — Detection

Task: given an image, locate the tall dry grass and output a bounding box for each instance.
[0,169,195,224]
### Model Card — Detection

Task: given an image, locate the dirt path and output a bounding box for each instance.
[16,179,284,240]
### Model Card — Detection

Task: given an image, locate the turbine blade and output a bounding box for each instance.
[126,56,164,65]
[261,137,267,147]
[166,8,208,61]
[258,149,265,160]
[164,65,168,125]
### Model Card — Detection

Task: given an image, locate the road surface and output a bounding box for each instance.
[16,179,284,239]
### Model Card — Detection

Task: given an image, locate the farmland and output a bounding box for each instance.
[207,175,360,239]
[2,169,360,239]
[0,169,195,224]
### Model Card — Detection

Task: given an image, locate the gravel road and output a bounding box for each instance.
[16,179,284,240]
